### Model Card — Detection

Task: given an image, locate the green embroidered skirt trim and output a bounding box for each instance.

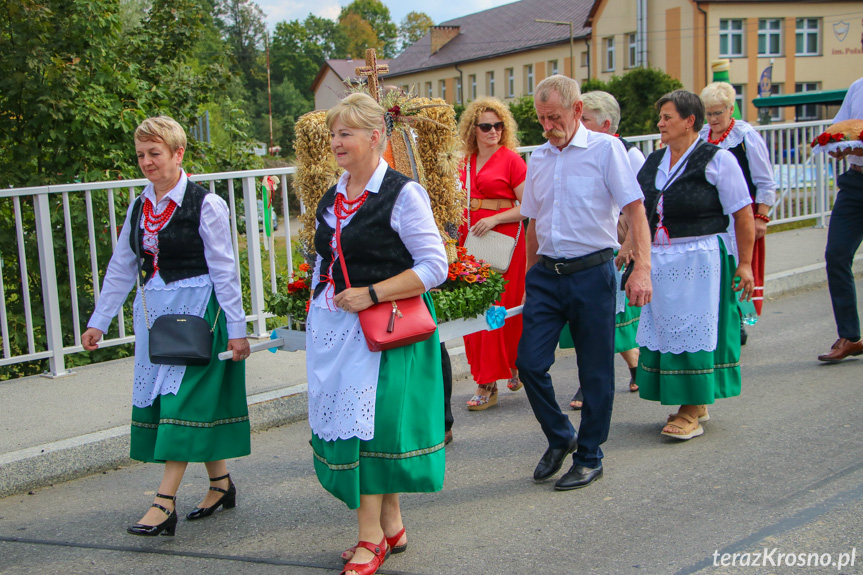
[558,302,640,353]
[130,293,251,463]
[311,293,445,510]
[637,240,742,406]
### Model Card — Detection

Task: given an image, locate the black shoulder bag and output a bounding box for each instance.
[133,204,219,366]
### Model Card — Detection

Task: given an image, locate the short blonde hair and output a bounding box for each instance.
[700,82,737,110]
[535,74,582,109]
[326,93,387,154]
[134,116,187,153]
[457,97,520,157]
[581,91,621,134]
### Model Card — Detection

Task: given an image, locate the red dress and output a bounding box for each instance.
[458,147,528,385]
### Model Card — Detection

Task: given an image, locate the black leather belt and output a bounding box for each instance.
[541,248,614,275]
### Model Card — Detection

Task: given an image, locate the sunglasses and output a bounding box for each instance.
[477,122,504,132]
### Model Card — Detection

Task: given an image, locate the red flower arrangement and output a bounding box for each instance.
[266,262,313,329]
[431,245,507,322]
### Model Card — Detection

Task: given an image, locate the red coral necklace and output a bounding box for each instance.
[334,191,370,220]
[707,118,735,145]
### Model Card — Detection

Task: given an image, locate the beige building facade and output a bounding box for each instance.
[589,0,862,121]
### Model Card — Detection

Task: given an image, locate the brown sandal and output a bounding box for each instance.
[660,412,704,440]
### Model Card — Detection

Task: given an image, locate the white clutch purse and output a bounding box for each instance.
[462,158,521,273]
[464,229,517,273]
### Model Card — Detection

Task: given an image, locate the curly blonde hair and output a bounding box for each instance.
[457,97,520,157]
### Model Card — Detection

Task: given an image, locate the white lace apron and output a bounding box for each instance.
[636,233,736,354]
[132,273,213,408]
[305,302,381,441]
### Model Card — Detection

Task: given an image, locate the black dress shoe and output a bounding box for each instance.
[533,436,578,482]
[186,474,236,521]
[554,464,603,491]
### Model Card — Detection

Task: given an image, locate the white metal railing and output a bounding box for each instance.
[0,167,296,378]
[0,120,849,378]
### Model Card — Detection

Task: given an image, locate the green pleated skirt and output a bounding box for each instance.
[637,240,742,406]
[130,294,251,463]
[311,293,446,510]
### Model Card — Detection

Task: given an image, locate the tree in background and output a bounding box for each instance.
[338,12,383,60]
[508,96,545,146]
[216,0,267,94]
[581,68,683,136]
[398,11,434,51]
[340,0,398,57]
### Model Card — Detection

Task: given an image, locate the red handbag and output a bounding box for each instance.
[335,220,437,352]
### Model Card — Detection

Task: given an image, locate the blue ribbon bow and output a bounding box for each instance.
[485,306,507,330]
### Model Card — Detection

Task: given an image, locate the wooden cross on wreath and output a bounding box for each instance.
[355,48,389,103]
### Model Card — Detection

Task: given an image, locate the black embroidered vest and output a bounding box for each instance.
[313,168,416,298]
[618,136,636,151]
[129,180,209,285]
[638,143,729,241]
[728,142,757,201]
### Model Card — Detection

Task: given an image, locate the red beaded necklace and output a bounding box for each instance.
[334,190,370,220]
[142,198,177,233]
[707,118,735,145]
[141,198,177,273]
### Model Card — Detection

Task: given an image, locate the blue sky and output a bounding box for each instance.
[256,0,517,30]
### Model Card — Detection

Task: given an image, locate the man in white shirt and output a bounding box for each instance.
[818,75,863,362]
[516,75,652,490]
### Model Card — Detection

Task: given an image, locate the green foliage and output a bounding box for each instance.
[339,12,383,59]
[215,0,267,93]
[431,274,507,324]
[340,0,398,58]
[508,96,545,146]
[270,16,346,101]
[398,11,434,51]
[582,68,684,137]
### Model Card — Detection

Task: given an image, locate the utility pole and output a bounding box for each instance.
[265,32,274,155]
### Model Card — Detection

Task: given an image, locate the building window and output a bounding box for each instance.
[768,84,783,122]
[628,33,637,67]
[525,64,534,95]
[719,19,744,57]
[758,19,782,56]
[469,75,477,101]
[487,71,495,97]
[581,52,589,67]
[439,80,446,100]
[506,68,514,98]
[796,18,820,56]
[456,76,463,104]
[731,84,745,119]
[548,60,558,76]
[425,82,432,98]
[796,82,821,120]
[605,37,615,71]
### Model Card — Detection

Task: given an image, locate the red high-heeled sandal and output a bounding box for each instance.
[342,526,406,563]
[340,536,389,575]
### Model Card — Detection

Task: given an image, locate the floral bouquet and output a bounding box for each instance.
[430,245,507,323]
[266,263,312,330]
[810,119,863,157]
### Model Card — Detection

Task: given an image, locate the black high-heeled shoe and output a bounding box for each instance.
[127,493,177,536]
[186,473,236,520]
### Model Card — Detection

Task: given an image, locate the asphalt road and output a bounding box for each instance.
[1,281,862,575]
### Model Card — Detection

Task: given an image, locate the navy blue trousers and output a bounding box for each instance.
[516,259,616,469]
[825,170,863,342]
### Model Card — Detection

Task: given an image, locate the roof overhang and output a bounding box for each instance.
[752,89,848,108]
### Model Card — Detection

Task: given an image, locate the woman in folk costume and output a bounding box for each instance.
[621,91,755,441]
[82,116,250,536]
[699,82,776,343]
[456,97,527,411]
[306,93,448,575]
